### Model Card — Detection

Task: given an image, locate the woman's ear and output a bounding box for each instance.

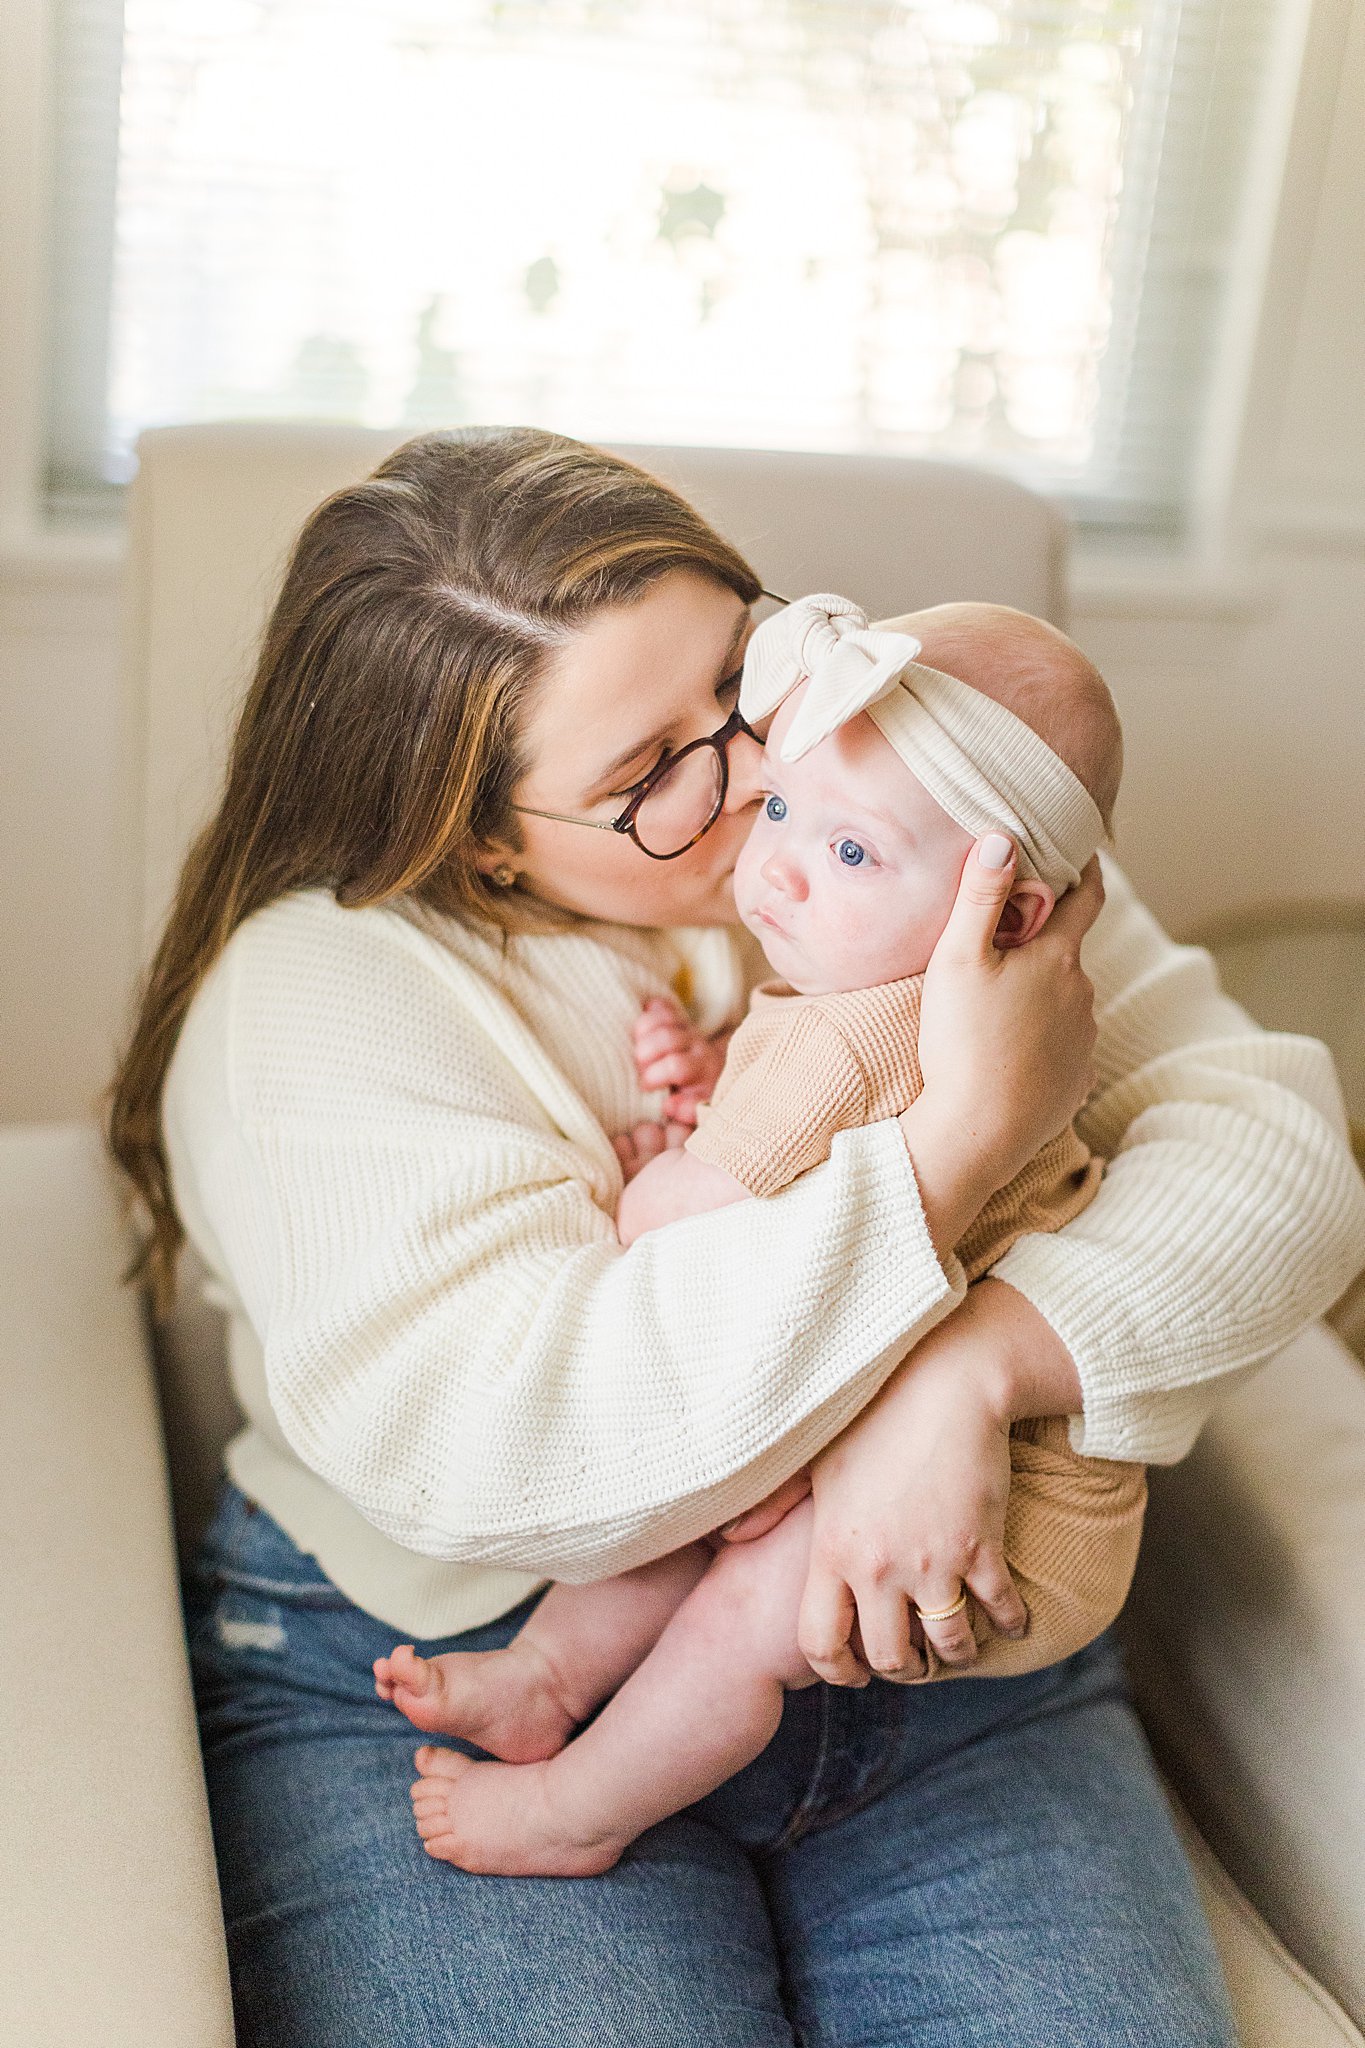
[473,835,518,878]
[994,878,1055,950]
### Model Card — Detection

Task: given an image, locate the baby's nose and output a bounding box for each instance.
[761,852,808,900]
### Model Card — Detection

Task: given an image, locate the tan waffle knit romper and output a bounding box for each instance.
[686,971,1148,1682]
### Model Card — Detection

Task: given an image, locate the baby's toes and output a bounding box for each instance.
[411,1779,450,1818]
[413,1742,473,1780]
[412,1799,453,1846]
[386,1643,431,1692]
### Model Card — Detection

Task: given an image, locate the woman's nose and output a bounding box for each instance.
[722,727,766,813]
[761,851,807,901]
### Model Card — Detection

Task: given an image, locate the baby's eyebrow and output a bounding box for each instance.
[762,765,910,844]
[853,798,911,841]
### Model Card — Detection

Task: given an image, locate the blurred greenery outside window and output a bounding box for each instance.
[48,0,1282,539]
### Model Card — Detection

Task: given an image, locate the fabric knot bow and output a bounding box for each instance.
[738,592,1107,895]
[739,592,923,762]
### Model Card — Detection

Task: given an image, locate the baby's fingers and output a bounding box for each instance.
[628,1119,669,1163]
[633,997,686,1045]
[638,1048,700,1089]
[635,1016,689,1057]
[662,1084,708,1127]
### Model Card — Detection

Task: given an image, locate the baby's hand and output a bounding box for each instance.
[612,1116,689,1185]
[616,1145,750,1247]
[632,996,731,1127]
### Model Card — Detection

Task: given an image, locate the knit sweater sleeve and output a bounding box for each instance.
[990,854,1365,1464]
[163,893,966,1580]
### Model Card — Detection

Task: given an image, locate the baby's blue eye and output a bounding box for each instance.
[763,794,787,822]
[836,838,868,867]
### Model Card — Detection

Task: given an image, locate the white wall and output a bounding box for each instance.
[2,0,1363,1127]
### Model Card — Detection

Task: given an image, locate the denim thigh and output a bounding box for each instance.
[183,1481,1234,2048]
[183,1483,805,2046]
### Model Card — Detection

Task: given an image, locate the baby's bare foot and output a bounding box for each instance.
[410,1744,630,1878]
[373,1642,578,1763]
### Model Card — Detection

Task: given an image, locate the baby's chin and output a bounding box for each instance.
[745,925,825,995]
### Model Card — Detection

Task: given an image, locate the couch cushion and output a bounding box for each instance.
[1170,1794,1364,2046]
[0,1122,234,2045]
[1125,1321,1365,2023]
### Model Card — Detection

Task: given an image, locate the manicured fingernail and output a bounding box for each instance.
[979,833,1013,869]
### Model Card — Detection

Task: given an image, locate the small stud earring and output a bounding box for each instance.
[491,863,518,888]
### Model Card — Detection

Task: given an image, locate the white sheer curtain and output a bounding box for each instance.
[47,0,1281,532]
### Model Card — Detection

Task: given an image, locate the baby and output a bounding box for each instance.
[375,597,1147,1878]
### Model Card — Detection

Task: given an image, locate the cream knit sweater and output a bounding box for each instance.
[161,855,1365,1637]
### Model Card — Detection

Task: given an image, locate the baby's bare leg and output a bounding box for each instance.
[375,1544,711,1763]
[411,1500,818,1877]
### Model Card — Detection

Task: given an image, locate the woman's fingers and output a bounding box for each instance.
[797,1567,869,1687]
[936,834,1019,964]
[965,1547,1030,1640]
[913,1583,979,1667]
[1047,853,1106,950]
[851,1584,925,1681]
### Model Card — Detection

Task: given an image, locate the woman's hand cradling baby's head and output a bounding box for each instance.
[900,839,1101,1261]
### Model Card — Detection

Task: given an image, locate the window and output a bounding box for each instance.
[47,0,1284,534]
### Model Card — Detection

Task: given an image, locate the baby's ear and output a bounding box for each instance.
[994,878,1055,950]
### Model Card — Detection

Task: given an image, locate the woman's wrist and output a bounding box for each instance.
[896,1096,1001,1264]
[946,1277,1085,1424]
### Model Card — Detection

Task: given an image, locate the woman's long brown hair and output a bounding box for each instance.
[108,426,763,1315]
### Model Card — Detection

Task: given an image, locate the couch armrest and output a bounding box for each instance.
[1122,1320,1365,2027]
[0,1124,234,2046]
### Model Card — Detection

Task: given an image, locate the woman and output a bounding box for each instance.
[111,427,1365,2047]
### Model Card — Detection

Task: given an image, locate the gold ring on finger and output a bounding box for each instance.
[914,1588,968,1623]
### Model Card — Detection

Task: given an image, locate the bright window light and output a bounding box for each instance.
[48,0,1283,531]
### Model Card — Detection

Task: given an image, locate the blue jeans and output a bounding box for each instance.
[182,1479,1236,2048]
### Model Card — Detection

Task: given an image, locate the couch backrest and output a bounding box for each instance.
[121,422,1069,1549]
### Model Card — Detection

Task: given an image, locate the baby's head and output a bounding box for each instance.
[732,603,1121,996]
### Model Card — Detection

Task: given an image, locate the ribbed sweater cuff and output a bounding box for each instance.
[991,1232,1212,1464]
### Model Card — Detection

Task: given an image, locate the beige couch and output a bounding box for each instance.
[3,426,1363,2046]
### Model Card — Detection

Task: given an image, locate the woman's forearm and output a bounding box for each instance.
[896,1099,1011,1269]
[991,857,1365,1463]
[938,1276,1084,1424]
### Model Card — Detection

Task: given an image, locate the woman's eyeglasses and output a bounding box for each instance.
[511,588,791,861]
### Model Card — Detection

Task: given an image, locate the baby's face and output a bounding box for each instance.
[733,683,975,995]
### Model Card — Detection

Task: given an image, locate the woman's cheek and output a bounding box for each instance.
[732,826,764,903]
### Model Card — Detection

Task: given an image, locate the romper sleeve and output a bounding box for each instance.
[684,1005,869,1196]
[990,855,1365,1464]
[164,894,966,1580]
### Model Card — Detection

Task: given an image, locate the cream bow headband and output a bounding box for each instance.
[740,592,1106,894]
